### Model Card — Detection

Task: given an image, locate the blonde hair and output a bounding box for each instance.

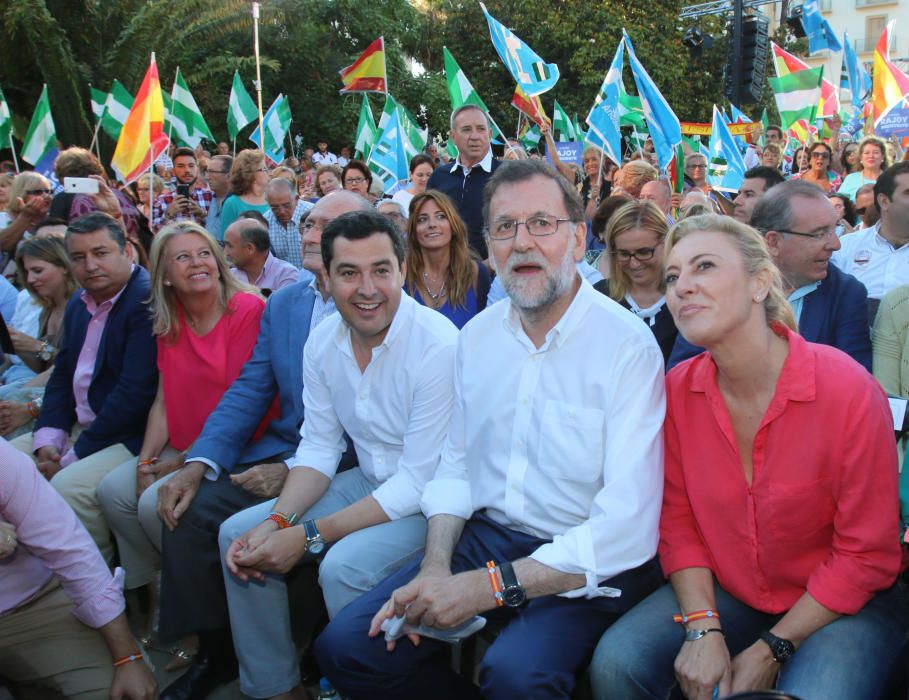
[665,214,797,331]
[148,221,259,341]
[136,172,165,198]
[16,237,77,310]
[7,172,51,215]
[230,149,265,195]
[615,160,658,198]
[605,200,669,302]
[406,190,477,309]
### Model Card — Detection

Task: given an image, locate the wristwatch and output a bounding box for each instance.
[36,340,55,362]
[302,519,325,556]
[759,629,795,663]
[499,561,526,608]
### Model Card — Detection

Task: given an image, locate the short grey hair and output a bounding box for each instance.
[450,104,487,132]
[265,177,295,198]
[482,160,584,227]
[750,179,829,236]
[231,219,271,252]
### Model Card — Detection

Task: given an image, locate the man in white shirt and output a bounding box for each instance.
[315,160,666,700]
[218,209,458,700]
[833,162,909,313]
[311,139,338,167]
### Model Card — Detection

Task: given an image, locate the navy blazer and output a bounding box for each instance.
[188,279,316,472]
[427,157,501,260]
[667,264,871,371]
[36,266,157,457]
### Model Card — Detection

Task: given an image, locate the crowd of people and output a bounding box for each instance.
[0,101,908,700]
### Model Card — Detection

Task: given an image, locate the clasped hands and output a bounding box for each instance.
[674,630,780,700]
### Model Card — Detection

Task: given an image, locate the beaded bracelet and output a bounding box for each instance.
[673,609,720,624]
[266,511,297,529]
[486,560,504,607]
[137,457,159,468]
[26,401,40,419]
[113,653,143,668]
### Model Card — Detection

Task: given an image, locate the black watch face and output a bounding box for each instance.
[308,539,325,555]
[503,586,525,607]
[774,638,795,662]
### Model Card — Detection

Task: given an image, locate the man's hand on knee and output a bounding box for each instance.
[156,461,206,531]
[230,462,288,498]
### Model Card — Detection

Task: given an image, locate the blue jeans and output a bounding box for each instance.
[589,579,909,700]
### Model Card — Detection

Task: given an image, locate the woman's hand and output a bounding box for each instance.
[9,329,42,356]
[0,400,35,436]
[89,176,123,219]
[674,630,732,700]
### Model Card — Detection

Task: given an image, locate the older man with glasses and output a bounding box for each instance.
[205,154,233,237]
[264,178,313,269]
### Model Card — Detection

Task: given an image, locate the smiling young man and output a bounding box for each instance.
[315,160,666,700]
[217,209,458,700]
[10,212,157,562]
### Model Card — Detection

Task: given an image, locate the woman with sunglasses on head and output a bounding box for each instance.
[790,142,842,193]
[593,200,677,366]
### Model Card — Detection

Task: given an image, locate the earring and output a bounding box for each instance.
[164,281,172,286]
[754,295,764,303]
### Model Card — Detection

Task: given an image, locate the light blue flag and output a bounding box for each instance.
[480,3,559,96]
[585,40,624,168]
[802,0,842,54]
[249,96,286,163]
[706,106,746,193]
[623,30,681,171]
[368,109,410,193]
[842,31,872,110]
[728,104,753,151]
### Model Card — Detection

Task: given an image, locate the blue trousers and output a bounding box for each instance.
[590,578,909,700]
[315,513,664,700]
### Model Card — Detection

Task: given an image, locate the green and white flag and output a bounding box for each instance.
[227,71,257,140]
[89,85,107,123]
[768,67,824,133]
[169,67,215,148]
[444,46,490,112]
[552,100,576,141]
[572,113,587,141]
[626,126,649,153]
[619,85,647,130]
[354,95,377,160]
[100,80,134,141]
[21,85,56,166]
[264,94,292,153]
[0,85,11,146]
[519,123,541,151]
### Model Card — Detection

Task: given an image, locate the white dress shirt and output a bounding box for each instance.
[290,292,459,520]
[421,278,666,599]
[832,223,909,300]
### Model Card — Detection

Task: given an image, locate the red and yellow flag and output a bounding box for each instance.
[511,85,550,128]
[339,37,387,93]
[111,55,169,184]
[872,21,909,126]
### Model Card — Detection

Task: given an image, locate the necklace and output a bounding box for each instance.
[422,271,448,304]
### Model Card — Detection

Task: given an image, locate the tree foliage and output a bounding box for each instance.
[0,0,798,162]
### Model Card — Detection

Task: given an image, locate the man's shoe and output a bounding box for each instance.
[159,653,238,700]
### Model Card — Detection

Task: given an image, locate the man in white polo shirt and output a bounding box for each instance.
[833,162,909,315]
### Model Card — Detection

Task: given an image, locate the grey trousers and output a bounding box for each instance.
[218,467,427,698]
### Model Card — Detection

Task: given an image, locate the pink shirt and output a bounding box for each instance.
[33,279,132,466]
[158,292,274,451]
[660,326,902,615]
[230,252,300,292]
[0,438,125,626]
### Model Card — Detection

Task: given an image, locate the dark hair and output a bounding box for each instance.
[840,142,859,173]
[34,217,68,231]
[236,221,271,252]
[750,179,829,235]
[743,166,785,192]
[808,141,833,161]
[65,212,127,251]
[409,154,434,175]
[173,147,196,161]
[210,154,233,173]
[342,160,373,189]
[238,209,269,227]
[321,210,405,271]
[766,125,784,139]
[873,162,909,206]
[482,160,583,226]
[591,195,634,242]
[828,193,857,227]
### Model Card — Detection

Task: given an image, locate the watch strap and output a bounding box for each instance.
[759,629,795,663]
[302,519,320,541]
[499,561,519,589]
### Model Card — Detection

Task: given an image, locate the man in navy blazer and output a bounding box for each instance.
[668,181,871,371]
[153,191,372,700]
[10,212,157,562]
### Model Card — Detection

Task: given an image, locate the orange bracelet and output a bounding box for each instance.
[486,560,504,607]
[673,609,720,624]
[113,653,143,667]
[266,511,297,529]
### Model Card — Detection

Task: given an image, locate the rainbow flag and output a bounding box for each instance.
[339,37,387,94]
[872,21,909,126]
[511,85,549,128]
[111,55,169,184]
[771,42,839,119]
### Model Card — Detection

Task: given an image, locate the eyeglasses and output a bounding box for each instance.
[345,177,366,186]
[686,164,707,171]
[855,207,867,215]
[486,215,571,240]
[775,228,838,241]
[810,152,830,160]
[300,219,327,234]
[612,246,660,263]
[26,188,53,196]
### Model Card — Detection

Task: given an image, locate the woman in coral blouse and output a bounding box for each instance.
[591,215,906,700]
[98,221,275,658]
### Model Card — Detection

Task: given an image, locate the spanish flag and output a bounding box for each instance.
[872,21,909,126]
[511,85,550,128]
[111,54,170,184]
[339,37,387,94]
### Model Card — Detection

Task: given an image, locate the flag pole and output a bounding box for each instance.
[232,137,236,158]
[89,120,102,159]
[381,36,388,96]
[149,53,156,195]
[486,112,519,159]
[252,2,265,142]
[8,133,19,173]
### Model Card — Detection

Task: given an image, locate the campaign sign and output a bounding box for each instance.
[546,141,583,167]
[876,102,909,139]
